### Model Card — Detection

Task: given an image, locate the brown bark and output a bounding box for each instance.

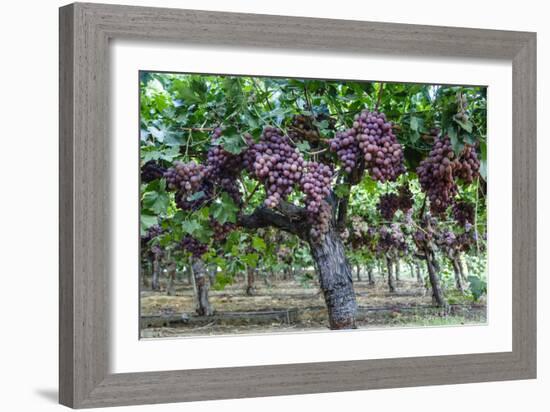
[246,267,256,296]
[240,200,357,330]
[451,255,465,293]
[309,226,357,329]
[386,256,396,293]
[166,261,176,296]
[367,264,375,285]
[395,259,401,281]
[423,246,447,307]
[415,261,424,285]
[151,254,160,291]
[191,257,213,316]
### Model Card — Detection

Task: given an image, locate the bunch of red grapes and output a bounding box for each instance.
[329,109,405,181]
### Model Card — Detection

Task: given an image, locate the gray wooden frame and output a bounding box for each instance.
[59,2,536,408]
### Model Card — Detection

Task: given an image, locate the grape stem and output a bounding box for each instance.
[375,82,385,111]
[181,127,214,132]
[241,181,261,210]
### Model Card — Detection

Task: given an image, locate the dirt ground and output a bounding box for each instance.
[140,276,486,338]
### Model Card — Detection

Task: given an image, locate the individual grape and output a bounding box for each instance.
[141,161,167,183]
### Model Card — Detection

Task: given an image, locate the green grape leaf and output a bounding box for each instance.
[140,214,158,236]
[211,193,240,224]
[252,236,266,252]
[333,183,350,198]
[181,219,202,235]
[242,253,259,268]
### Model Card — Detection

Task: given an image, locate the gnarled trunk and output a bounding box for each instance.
[309,227,357,329]
[166,261,176,296]
[356,265,362,282]
[395,259,401,281]
[386,256,396,293]
[451,254,465,293]
[367,264,375,286]
[423,246,446,307]
[246,267,256,296]
[456,253,468,283]
[414,261,423,285]
[151,255,161,291]
[191,257,213,316]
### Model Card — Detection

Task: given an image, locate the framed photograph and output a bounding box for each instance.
[59,2,536,408]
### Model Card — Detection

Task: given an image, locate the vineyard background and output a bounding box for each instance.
[139,73,487,337]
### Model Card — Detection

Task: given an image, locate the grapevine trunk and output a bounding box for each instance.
[151,255,160,291]
[309,227,357,329]
[386,256,396,293]
[191,257,213,316]
[423,246,447,307]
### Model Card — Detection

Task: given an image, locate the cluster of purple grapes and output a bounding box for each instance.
[417,137,460,214]
[397,184,414,211]
[436,228,480,254]
[175,181,213,211]
[452,201,475,228]
[206,127,247,178]
[299,161,334,242]
[289,114,321,144]
[141,161,167,183]
[456,145,480,184]
[309,201,332,242]
[377,223,407,254]
[140,224,163,246]
[377,184,415,221]
[417,137,480,215]
[378,193,400,220]
[179,235,208,258]
[347,216,376,251]
[329,110,405,181]
[210,218,237,243]
[248,127,305,208]
[300,161,333,213]
[150,244,164,259]
[329,129,362,173]
[413,216,437,246]
[205,127,253,205]
[165,161,208,197]
[438,229,457,248]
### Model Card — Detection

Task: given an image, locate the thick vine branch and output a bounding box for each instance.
[238,202,309,239]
